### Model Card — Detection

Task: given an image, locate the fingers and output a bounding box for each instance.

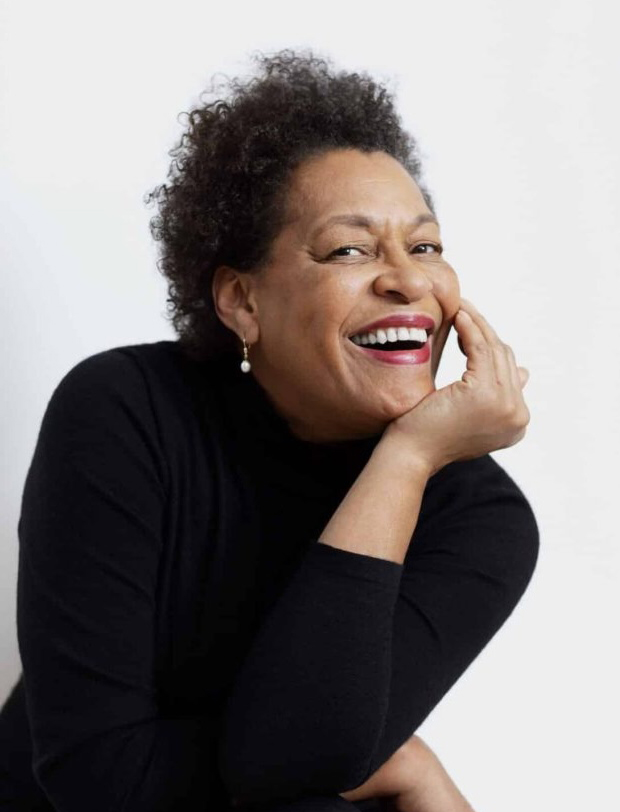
[453,307,497,384]
[459,299,529,392]
[504,343,529,390]
[460,298,514,385]
[501,342,520,389]
[459,298,502,345]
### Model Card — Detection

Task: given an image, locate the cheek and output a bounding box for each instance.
[299,276,358,338]
[258,279,344,359]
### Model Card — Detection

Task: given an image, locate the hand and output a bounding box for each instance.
[338,737,420,804]
[338,735,476,812]
[383,298,530,476]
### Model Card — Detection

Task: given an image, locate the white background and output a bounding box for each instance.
[1,1,618,809]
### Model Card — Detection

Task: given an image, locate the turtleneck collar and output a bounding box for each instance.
[209,354,383,498]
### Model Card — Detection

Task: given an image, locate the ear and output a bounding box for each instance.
[211,266,260,344]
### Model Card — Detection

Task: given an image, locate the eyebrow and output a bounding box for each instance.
[311,212,439,238]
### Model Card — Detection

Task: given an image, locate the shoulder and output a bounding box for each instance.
[49,340,193,405]
[44,340,216,429]
[35,341,219,488]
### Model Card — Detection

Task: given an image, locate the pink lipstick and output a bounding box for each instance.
[350,313,436,335]
[348,312,435,366]
[351,337,431,365]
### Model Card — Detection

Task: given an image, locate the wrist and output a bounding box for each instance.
[376,430,436,481]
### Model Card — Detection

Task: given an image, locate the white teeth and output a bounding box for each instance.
[350,325,429,345]
[408,327,427,342]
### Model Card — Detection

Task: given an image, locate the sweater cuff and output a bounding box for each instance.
[304,540,403,588]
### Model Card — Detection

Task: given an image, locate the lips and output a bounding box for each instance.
[349,312,436,337]
[349,335,432,366]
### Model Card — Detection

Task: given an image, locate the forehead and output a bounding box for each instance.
[283,149,430,227]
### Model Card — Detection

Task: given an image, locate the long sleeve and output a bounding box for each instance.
[217,542,403,806]
[367,453,540,769]
[217,454,539,807]
[15,343,539,812]
[16,351,226,812]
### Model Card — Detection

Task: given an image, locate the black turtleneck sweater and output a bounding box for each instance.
[0,341,539,812]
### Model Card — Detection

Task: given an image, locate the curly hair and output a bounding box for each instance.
[146,49,434,363]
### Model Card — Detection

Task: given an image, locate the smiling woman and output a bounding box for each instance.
[212,148,462,441]
[0,50,538,812]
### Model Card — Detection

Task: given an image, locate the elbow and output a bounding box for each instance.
[509,500,540,603]
[492,497,540,623]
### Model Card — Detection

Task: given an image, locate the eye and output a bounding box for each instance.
[411,242,443,255]
[327,245,367,258]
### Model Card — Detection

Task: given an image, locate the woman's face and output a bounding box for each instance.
[238,148,461,441]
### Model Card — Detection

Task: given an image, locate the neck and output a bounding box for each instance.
[250,375,386,444]
[285,413,386,444]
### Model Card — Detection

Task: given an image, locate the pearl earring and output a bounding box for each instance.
[240,336,251,373]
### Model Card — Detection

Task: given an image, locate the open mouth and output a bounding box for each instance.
[348,326,431,352]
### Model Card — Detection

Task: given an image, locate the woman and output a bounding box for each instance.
[0,51,538,812]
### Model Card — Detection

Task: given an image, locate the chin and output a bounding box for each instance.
[362,385,433,426]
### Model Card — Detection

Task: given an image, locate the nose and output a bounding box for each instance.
[372,255,433,303]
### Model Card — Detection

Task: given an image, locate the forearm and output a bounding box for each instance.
[218,439,433,804]
[218,451,537,807]
[319,434,432,564]
[217,541,402,805]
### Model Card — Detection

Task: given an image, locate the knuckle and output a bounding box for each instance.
[496,398,521,424]
[504,343,516,359]
[515,427,528,443]
[509,404,530,429]
[521,406,531,426]
[505,404,521,423]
